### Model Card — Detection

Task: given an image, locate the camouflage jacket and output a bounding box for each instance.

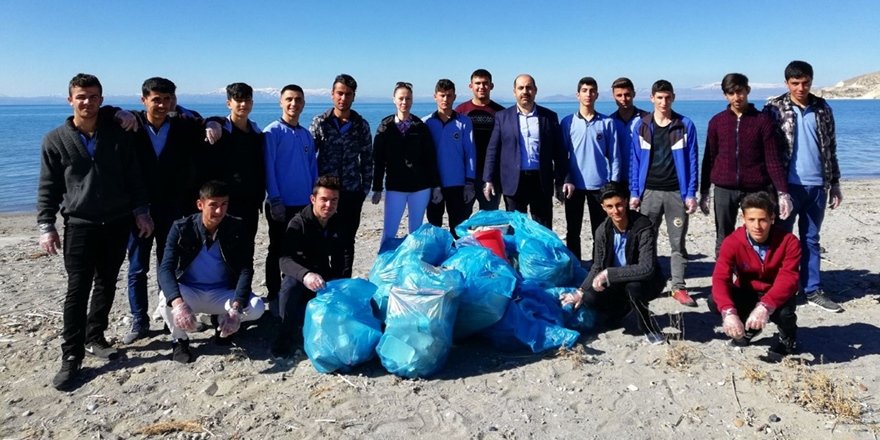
[763,93,840,187]
[309,109,373,193]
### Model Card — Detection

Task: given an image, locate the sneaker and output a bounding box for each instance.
[807,290,843,313]
[728,328,762,347]
[84,338,119,360]
[270,341,292,359]
[671,289,697,307]
[645,331,666,345]
[52,356,81,391]
[122,321,150,344]
[172,339,193,364]
[768,338,797,358]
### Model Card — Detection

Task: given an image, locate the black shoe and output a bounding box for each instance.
[768,338,797,358]
[270,339,292,359]
[806,290,843,313]
[84,338,119,360]
[172,339,193,364]
[52,356,81,391]
[212,330,233,346]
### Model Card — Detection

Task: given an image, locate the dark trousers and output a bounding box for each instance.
[427,185,470,239]
[228,203,260,243]
[126,207,178,324]
[582,278,662,332]
[564,189,604,260]
[504,171,552,228]
[707,287,797,342]
[712,186,777,257]
[264,203,306,302]
[334,190,366,278]
[62,217,130,360]
[275,276,317,348]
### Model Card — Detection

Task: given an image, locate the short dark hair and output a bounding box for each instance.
[142,77,176,97]
[651,80,674,95]
[599,181,630,202]
[199,180,230,199]
[333,74,358,92]
[313,175,341,195]
[226,82,253,100]
[784,60,813,80]
[281,84,304,95]
[721,73,750,94]
[514,74,536,88]
[740,191,776,215]
[577,76,598,91]
[611,77,635,90]
[435,79,455,93]
[470,69,493,82]
[69,73,102,96]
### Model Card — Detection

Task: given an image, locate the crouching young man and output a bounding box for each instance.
[709,192,800,357]
[559,182,666,344]
[158,180,265,363]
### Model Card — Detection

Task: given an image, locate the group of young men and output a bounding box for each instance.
[38,59,843,390]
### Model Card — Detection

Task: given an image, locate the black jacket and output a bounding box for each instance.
[580,210,664,291]
[372,115,439,192]
[202,117,266,214]
[280,205,345,283]
[158,213,254,306]
[37,107,147,226]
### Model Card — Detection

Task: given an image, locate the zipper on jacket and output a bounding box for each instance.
[735,115,741,187]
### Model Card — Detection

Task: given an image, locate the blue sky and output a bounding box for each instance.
[2,0,878,100]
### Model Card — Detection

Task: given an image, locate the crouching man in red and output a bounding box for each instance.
[709,191,800,357]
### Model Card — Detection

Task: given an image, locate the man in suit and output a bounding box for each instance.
[482,74,568,228]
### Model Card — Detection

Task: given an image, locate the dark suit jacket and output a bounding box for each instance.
[482,104,568,196]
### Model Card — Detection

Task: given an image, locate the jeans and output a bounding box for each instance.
[564,189,604,260]
[383,189,430,242]
[777,184,826,293]
[707,287,797,342]
[126,208,177,325]
[427,185,470,239]
[640,189,689,290]
[62,217,130,360]
[264,203,306,303]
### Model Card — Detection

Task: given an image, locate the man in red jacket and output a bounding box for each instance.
[709,191,800,357]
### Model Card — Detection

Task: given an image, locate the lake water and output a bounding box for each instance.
[1,99,877,213]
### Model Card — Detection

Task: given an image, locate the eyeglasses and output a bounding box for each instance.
[394,81,413,92]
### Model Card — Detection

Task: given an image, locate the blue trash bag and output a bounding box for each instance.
[442,246,518,338]
[454,210,519,239]
[480,284,580,353]
[376,266,463,378]
[368,225,454,290]
[303,278,383,374]
[372,258,461,322]
[543,287,598,334]
[367,237,406,287]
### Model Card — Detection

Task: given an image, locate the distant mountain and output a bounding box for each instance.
[817,71,880,99]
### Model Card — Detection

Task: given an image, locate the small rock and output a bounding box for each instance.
[627,384,638,392]
[134,366,146,374]
[87,402,98,412]
[22,410,33,417]
[768,414,780,423]
[733,418,745,428]
[626,359,634,364]
[203,381,218,396]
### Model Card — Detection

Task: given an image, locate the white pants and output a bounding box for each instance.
[383,189,430,242]
[159,285,265,340]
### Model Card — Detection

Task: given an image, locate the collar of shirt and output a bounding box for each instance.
[78,132,97,158]
[432,110,459,125]
[745,229,769,262]
[146,119,171,156]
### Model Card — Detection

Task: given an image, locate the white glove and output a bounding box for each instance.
[629,197,641,211]
[591,269,609,292]
[304,272,326,292]
[722,309,745,339]
[745,303,771,331]
[483,182,496,200]
[699,193,711,215]
[39,231,61,255]
[828,185,843,210]
[559,289,585,309]
[218,308,242,338]
[135,213,154,238]
[171,301,197,332]
[778,192,793,220]
[684,197,698,215]
[205,121,223,144]
[114,110,139,132]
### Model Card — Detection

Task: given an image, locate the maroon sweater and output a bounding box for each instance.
[700,105,788,194]
[712,225,800,313]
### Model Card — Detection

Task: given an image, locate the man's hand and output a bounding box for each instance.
[114,110,139,132]
[629,197,641,211]
[371,191,382,205]
[431,187,443,204]
[684,197,698,215]
[463,182,476,205]
[483,182,496,201]
[699,193,711,215]
[39,231,61,255]
[829,184,843,209]
[205,121,223,144]
[554,185,565,203]
[135,213,154,238]
[778,192,793,220]
[591,269,609,292]
[745,303,770,330]
[218,307,242,338]
[171,300,197,332]
[559,289,584,310]
[722,310,745,339]
[304,272,326,292]
[269,199,286,223]
[563,183,575,199]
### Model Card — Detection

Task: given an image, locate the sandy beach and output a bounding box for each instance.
[0,180,878,439]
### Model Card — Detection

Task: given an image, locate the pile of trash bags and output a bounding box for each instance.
[302,211,593,378]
